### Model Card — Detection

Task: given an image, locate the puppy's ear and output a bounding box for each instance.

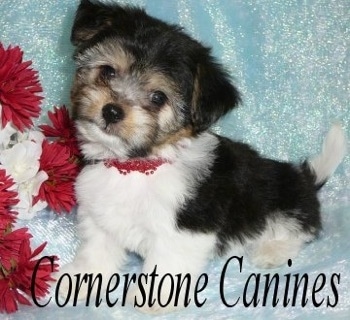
[71,0,147,49]
[191,54,241,133]
[71,0,108,47]
[71,0,131,48]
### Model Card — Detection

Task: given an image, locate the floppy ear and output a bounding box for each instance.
[71,0,147,49]
[71,0,110,47]
[191,55,241,133]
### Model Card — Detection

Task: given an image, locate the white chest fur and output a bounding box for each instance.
[75,132,218,255]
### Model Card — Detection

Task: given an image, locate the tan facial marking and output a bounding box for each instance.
[92,42,135,75]
[142,71,178,95]
[191,65,201,112]
[152,127,193,153]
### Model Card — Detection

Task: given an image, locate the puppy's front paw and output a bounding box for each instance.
[56,262,110,303]
[55,263,89,302]
[127,285,184,315]
[128,288,180,315]
[137,301,179,315]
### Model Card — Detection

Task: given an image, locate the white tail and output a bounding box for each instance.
[309,123,347,185]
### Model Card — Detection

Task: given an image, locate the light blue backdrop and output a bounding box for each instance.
[1,0,349,319]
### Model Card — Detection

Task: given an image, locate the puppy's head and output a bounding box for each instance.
[71,0,241,158]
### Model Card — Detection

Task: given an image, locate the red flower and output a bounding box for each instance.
[0,169,18,210]
[0,210,16,235]
[0,238,58,314]
[0,279,31,314]
[9,239,59,300]
[0,43,43,131]
[0,169,18,232]
[35,141,80,213]
[39,105,80,156]
[0,228,31,271]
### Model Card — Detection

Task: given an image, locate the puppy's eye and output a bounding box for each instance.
[100,65,116,80]
[150,91,167,106]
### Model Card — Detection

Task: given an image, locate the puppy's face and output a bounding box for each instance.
[71,0,240,158]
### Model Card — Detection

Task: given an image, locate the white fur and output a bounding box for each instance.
[61,123,347,312]
[244,213,315,269]
[76,120,129,160]
[60,132,218,312]
[309,123,347,184]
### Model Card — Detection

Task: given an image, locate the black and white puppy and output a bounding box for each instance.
[61,0,347,313]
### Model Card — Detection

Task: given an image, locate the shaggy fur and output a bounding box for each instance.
[59,0,347,313]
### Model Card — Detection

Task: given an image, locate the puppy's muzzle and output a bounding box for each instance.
[102,103,125,126]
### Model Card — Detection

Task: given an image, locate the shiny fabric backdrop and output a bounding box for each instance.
[1,0,349,319]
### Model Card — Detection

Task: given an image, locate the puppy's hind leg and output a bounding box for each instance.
[245,214,315,269]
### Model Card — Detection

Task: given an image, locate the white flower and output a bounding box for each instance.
[0,129,48,220]
[0,139,42,183]
[16,130,45,145]
[0,122,17,150]
[14,170,48,220]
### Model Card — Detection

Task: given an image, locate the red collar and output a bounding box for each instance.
[86,158,170,175]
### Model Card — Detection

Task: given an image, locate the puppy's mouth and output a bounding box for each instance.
[75,102,158,150]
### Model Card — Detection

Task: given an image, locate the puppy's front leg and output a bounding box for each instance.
[58,214,126,301]
[131,232,216,314]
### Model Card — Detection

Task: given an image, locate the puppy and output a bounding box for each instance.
[60,0,347,313]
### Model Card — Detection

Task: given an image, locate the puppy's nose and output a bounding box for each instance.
[102,103,125,125]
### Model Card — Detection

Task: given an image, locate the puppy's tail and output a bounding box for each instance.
[308,123,347,190]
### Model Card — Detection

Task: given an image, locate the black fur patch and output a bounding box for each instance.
[176,135,321,254]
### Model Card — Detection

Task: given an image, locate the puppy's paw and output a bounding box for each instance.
[55,262,89,301]
[136,302,179,315]
[56,262,110,302]
[127,286,182,314]
[250,239,300,268]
